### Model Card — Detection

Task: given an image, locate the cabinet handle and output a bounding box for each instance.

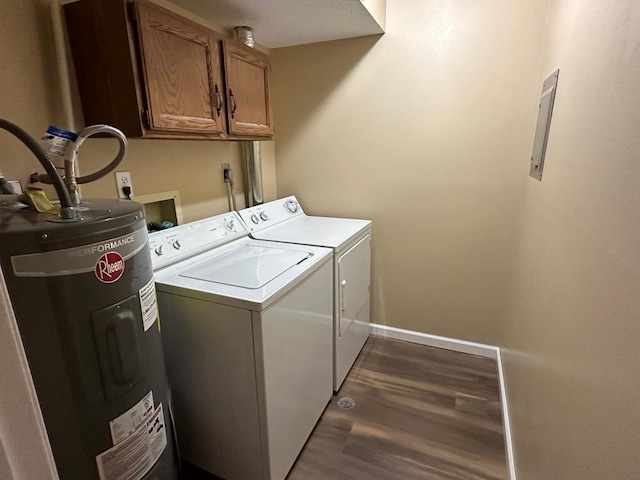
[229,88,237,119]
[214,84,223,117]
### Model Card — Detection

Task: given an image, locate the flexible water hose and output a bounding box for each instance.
[62,124,127,205]
[225,166,237,212]
[0,119,75,219]
[31,124,127,205]
[72,124,128,184]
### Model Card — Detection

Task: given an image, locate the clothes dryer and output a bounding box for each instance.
[150,212,333,480]
[239,196,371,391]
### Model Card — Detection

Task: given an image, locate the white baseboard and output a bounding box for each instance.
[369,323,517,480]
[369,323,499,358]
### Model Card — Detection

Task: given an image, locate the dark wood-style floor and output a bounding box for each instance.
[179,335,507,480]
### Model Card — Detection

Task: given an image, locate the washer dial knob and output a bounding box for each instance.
[172,240,182,250]
[286,200,298,213]
[259,212,269,221]
[224,218,235,230]
[155,245,164,256]
[250,214,259,224]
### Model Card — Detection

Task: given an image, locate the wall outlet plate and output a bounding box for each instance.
[114,171,133,199]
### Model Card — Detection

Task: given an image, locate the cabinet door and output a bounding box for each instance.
[223,40,273,137]
[135,1,226,135]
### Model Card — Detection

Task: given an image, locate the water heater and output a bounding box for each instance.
[0,120,179,480]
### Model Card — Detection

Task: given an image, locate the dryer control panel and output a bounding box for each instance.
[238,196,305,233]
[149,212,246,271]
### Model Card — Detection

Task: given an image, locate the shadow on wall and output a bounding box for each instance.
[270,34,382,142]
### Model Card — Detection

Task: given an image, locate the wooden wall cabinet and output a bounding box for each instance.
[64,0,273,140]
[223,41,272,137]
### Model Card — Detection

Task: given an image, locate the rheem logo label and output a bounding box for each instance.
[95,252,125,283]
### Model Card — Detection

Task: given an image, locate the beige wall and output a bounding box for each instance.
[271,0,549,345]
[503,1,640,478]
[76,138,276,222]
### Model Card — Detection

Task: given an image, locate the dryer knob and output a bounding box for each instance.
[155,245,164,256]
[259,212,269,221]
[251,214,259,224]
[173,241,182,250]
[225,218,235,230]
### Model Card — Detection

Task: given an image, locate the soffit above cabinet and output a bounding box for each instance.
[164,0,386,48]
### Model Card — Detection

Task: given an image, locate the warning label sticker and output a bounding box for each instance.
[109,391,154,446]
[96,403,167,480]
[139,278,158,332]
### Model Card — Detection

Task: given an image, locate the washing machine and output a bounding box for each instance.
[238,196,372,392]
[149,211,332,480]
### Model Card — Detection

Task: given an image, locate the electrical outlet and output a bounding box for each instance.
[114,171,133,199]
[221,163,230,183]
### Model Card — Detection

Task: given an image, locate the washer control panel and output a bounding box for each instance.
[149,212,245,270]
[238,195,305,233]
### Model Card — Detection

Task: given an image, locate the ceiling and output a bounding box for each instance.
[166,0,385,49]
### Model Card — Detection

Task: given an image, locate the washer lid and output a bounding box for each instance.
[179,244,310,289]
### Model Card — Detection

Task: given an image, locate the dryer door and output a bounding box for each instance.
[337,234,371,337]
